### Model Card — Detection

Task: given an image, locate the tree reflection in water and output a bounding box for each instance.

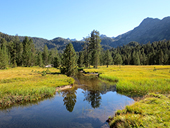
[62,89,77,112]
[62,72,116,111]
[83,90,101,108]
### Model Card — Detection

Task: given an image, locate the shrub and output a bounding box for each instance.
[42,71,46,76]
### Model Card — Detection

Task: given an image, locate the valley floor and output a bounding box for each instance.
[1,65,170,127]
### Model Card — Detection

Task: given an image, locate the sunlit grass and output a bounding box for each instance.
[0,67,74,108]
[84,65,170,95]
[84,65,170,127]
[108,93,170,128]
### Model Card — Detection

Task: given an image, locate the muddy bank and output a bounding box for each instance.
[56,84,73,92]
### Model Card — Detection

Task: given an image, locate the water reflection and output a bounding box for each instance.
[62,72,117,110]
[62,89,77,112]
[75,72,116,92]
[0,72,134,128]
[83,91,101,108]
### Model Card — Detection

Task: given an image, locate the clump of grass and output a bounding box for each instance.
[108,93,170,128]
[41,71,46,76]
[153,67,157,71]
[0,67,75,108]
[45,68,51,74]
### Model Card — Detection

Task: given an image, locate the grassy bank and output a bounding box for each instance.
[108,93,170,128]
[0,67,74,108]
[84,65,170,127]
[84,65,170,95]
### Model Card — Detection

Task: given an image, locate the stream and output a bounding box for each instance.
[0,73,134,128]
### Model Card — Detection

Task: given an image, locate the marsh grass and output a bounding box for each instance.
[84,65,170,127]
[84,65,170,95]
[0,67,74,108]
[109,93,170,128]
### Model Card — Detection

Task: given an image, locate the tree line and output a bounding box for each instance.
[105,41,170,65]
[0,36,61,69]
[0,30,170,76]
[78,34,170,67]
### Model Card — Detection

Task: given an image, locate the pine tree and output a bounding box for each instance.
[60,43,77,76]
[30,39,36,66]
[43,45,48,66]
[100,51,106,65]
[48,49,55,64]
[22,37,33,66]
[105,50,113,67]
[78,51,84,68]
[89,30,101,68]
[13,35,20,67]
[16,42,23,66]
[164,54,169,65]
[114,53,122,65]
[38,52,43,67]
[131,51,136,65]
[8,41,17,67]
[22,37,29,66]
[134,52,140,65]
[141,49,146,65]
[83,37,91,68]
[168,55,170,65]
[127,53,131,65]
[159,50,164,65]
[0,47,5,69]
[0,38,9,68]
[53,48,61,68]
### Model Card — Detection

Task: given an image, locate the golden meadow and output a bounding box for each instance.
[84,65,170,127]
[0,67,74,108]
[84,65,170,95]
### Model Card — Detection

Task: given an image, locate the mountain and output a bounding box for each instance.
[100,34,108,38]
[0,32,110,52]
[1,16,170,51]
[110,16,170,47]
[0,32,84,52]
[67,38,77,41]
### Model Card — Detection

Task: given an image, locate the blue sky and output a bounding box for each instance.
[0,0,170,40]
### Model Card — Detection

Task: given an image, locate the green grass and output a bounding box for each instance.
[108,93,170,128]
[0,67,74,108]
[84,65,170,127]
[84,65,170,95]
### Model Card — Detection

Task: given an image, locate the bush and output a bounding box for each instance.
[42,71,46,76]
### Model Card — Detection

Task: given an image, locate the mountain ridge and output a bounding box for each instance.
[1,16,170,51]
[110,16,170,47]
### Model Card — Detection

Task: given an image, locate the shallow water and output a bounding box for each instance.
[0,73,134,128]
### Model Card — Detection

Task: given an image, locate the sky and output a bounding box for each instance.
[0,0,170,40]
